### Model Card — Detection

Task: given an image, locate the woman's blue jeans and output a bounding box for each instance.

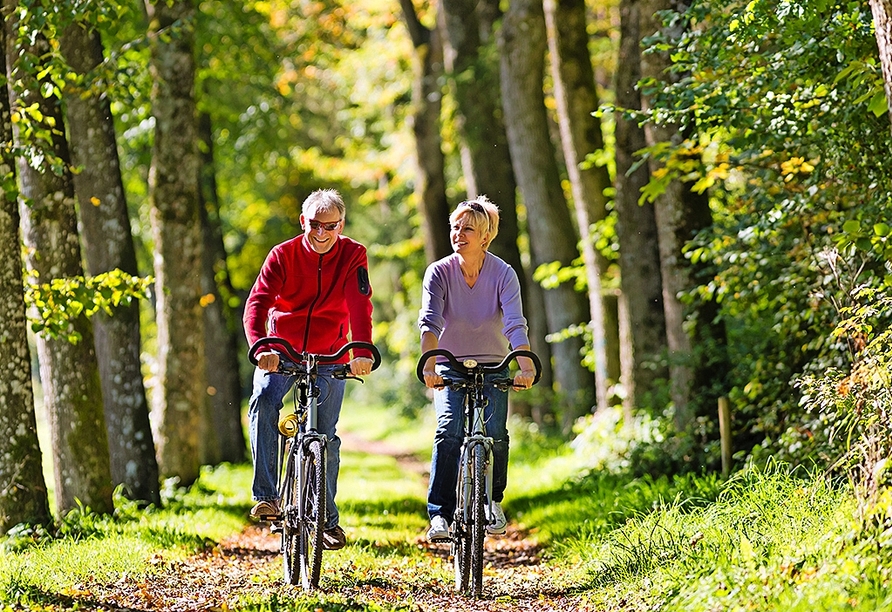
[248,364,346,529]
[427,364,509,521]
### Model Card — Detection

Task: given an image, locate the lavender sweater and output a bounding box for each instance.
[418,252,530,363]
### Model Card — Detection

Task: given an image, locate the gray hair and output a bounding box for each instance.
[302,188,346,218]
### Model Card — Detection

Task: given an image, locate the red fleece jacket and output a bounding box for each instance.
[243,234,373,361]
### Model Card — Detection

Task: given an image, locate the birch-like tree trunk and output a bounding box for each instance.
[543,0,620,412]
[614,0,668,416]
[499,0,596,430]
[0,19,51,530]
[145,0,206,486]
[4,0,113,516]
[399,0,451,263]
[59,19,160,506]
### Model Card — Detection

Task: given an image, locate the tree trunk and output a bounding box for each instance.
[0,19,51,529]
[869,0,892,133]
[543,0,620,411]
[639,0,729,430]
[198,110,246,465]
[614,0,668,416]
[499,0,595,431]
[439,0,555,399]
[398,0,451,263]
[146,0,206,486]
[59,20,161,506]
[4,1,113,516]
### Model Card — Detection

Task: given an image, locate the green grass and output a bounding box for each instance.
[4,398,892,611]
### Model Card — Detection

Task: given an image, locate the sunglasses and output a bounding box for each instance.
[460,200,485,213]
[308,219,342,231]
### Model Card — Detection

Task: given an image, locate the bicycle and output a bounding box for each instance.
[248,336,381,590]
[415,347,541,598]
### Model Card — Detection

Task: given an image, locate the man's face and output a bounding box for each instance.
[300,206,343,254]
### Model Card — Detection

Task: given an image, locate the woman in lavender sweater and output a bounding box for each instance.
[418,196,537,542]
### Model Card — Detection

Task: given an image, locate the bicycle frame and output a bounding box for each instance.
[416,348,541,597]
[249,337,381,590]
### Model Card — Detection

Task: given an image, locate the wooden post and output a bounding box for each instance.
[718,397,732,477]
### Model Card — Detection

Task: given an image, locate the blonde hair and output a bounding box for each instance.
[449,195,500,250]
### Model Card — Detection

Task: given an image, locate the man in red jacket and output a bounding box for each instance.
[243,188,374,550]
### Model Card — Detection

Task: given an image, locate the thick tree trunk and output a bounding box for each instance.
[439,0,555,401]
[499,0,595,431]
[4,2,113,516]
[198,110,246,465]
[399,0,451,263]
[543,0,620,411]
[60,20,161,506]
[146,0,206,486]
[0,20,51,529]
[869,0,892,133]
[614,0,668,416]
[639,0,729,430]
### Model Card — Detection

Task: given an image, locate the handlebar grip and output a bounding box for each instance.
[248,337,382,372]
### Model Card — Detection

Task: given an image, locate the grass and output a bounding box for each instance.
[4,397,892,610]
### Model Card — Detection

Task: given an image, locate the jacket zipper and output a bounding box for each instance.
[302,252,324,350]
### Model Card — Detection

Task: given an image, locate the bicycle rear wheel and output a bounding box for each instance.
[299,438,326,590]
[469,443,486,597]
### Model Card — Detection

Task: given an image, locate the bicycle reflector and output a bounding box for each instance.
[278,413,300,437]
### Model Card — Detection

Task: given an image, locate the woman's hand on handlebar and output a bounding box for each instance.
[257,352,280,372]
[422,356,443,389]
[349,357,374,377]
[513,354,537,390]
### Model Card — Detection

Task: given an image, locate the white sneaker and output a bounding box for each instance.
[427,515,450,541]
[486,502,507,535]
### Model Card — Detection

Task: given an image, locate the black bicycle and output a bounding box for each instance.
[416,348,541,597]
[249,336,381,589]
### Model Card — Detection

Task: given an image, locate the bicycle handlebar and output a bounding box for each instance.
[415,347,542,387]
[248,336,382,373]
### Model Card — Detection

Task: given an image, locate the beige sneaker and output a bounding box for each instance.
[250,499,280,520]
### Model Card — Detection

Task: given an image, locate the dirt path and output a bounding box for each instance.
[77,435,593,611]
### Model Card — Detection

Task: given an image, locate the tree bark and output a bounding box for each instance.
[146,0,206,486]
[499,0,595,431]
[59,19,161,506]
[543,0,620,411]
[4,0,113,516]
[869,0,892,133]
[398,0,452,263]
[0,18,51,530]
[614,0,668,416]
[198,110,246,465]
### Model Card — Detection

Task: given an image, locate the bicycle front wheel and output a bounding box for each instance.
[469,442,486,598]
[282,448,300,586]
[299,438,326,590]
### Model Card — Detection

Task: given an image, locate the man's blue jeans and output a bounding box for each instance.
[248,364,346,529]
[427,364,509,521]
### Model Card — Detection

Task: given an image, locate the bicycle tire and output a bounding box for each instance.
[282,449,300,585]
[299,438,326,589]
[452,451,471,593]
[470,442,486,597]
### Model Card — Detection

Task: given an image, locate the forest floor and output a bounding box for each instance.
[71,434,594,612]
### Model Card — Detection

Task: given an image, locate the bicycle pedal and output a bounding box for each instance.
[259,513,282,522]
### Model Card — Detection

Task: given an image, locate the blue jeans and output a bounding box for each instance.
[248,364,346,529]
[427,364,509,521]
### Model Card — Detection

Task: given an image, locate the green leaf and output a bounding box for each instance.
[868,91,889,118]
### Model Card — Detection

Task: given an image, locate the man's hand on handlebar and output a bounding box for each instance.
[257,352,280,372]
[349,357,374,377]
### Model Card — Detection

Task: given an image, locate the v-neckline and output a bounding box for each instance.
[460,253,486,290]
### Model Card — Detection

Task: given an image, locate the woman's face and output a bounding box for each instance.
[450,213,487,255]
